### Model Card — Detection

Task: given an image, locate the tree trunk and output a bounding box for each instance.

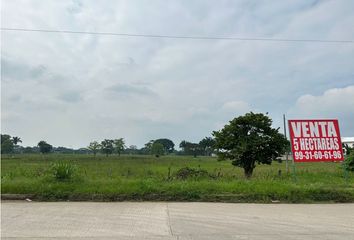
[244,167,254,179]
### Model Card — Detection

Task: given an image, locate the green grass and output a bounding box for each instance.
[1,154,354,202]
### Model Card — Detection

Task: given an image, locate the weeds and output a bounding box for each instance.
[174,167,213,180]
[344,153,354,172]
[51,161,77,181]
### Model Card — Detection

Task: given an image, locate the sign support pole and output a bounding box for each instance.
[292,158,297,183]
[283,114,289,173]
[287,119,297,182]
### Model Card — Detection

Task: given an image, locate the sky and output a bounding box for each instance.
[1,0,354,149]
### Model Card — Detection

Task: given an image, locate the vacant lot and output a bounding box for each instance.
[1,154,354,202]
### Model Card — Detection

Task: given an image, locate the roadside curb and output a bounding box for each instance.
[1,193,353,203]
[1,194,35,200]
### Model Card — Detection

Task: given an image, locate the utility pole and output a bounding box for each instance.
[283,114,289,173]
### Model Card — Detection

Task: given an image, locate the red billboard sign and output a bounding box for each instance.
[288,119,344,162]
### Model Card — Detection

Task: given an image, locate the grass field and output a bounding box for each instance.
[1,154,354,202]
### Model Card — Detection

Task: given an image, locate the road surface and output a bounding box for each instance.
[2,201,354,239]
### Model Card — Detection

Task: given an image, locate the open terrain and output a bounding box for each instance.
[2,202,354,239]
[1,154,354,202]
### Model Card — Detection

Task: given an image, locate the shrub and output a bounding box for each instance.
[51,162,77,181]
[344,153,354,172]
[174,167,211,180]
[151,142,164,157]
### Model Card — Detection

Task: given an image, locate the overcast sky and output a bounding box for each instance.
[2,0,354,148]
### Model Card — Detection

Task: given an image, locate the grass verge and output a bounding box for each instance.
[1,154,354,203]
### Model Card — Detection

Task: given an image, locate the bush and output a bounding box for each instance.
[51,162,77,181]
[344,153,354,172]
[174,167,212,180]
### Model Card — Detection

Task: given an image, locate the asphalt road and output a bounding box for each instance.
[2,201,354,239]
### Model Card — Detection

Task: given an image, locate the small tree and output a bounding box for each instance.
[199,137,216,156]
[88,141,101,157]
[101,139,114,157]
[38,141,53,154]
[141,140,154,154]
[151,142,164,157]
[213,112,288,178]
[114,138,125,156]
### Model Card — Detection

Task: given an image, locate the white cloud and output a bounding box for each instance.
[288,86,354,136]
[1,0,354,147]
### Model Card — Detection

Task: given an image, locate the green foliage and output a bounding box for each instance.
[125,145,138,155]
[343,144,352,155]
[151,142,164,157]
[113,138,125,155]
[141,139,174,155]
[174,167,211,180]
[1,134,14,154]
[154,138,175,154]
[141,140,154,154]
[51,162,77,181]
[213,112,288,178]
[88,141,101,156]
[12,136,22,145]
[38,141,53,154]
[23,146,38,154]
[179,140,202,157]
[101,139,114,156]
[1,154,354,202]
[199,137,216,156]
[344,153,354,172]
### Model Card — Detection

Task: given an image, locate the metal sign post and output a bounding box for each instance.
[283,114,289,173]
[286,118,297,183]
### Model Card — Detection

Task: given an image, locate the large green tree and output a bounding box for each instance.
[213,112,288,178]
[154,138,175,154]
[141,140,154,154]
[1,134,14,154]
[88,141,101,157]
[199,137,216,156]
[114,138,125,156]
[37,141,53,154]
[151,142,165,157]
[101,139,114,156]
[179,140,202,157]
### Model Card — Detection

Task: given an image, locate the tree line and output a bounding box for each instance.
[2,112,299,177]
[1,134,216,157]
